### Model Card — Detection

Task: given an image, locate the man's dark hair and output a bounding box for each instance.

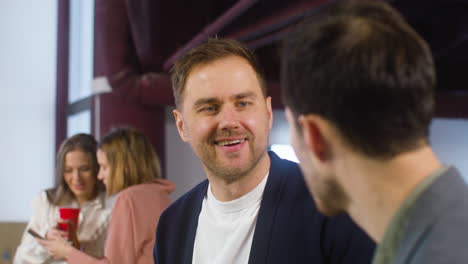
[170,38,266,108]
[282,0,436,159]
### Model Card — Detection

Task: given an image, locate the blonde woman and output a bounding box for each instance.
[40,128,175,264]
[15,134,112,264]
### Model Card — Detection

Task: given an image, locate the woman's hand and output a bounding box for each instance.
[39,220,80,259]
[37,235,73,260]
[66,219,81,249]
[45,227,68,240]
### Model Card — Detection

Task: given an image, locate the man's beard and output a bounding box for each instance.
[313,176,350,216]
[196,129,268,183]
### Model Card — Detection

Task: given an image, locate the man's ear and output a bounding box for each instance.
[173,109,189,142]
[265,96,273,129]
[298,115,331,162]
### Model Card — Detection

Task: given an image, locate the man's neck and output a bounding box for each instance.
[207,152,271,202]
[340,146,442,242]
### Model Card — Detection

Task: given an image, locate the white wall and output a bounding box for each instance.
[270,110,292,145]
[270,111,468,180]
[0,1,57,221]
[165,108,468,200]
[165,108,205,200]
[430,118,468,181]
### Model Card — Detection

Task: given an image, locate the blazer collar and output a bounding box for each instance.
[248,151,286,264]
[184,180,208,264]
[185,151,284,264]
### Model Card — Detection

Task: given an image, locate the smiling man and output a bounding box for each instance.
[154,38,375,264]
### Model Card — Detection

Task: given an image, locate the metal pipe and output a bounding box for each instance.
[228,0,329,43]
[163,0,259,71]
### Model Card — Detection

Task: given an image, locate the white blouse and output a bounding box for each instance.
[14,191,114,264]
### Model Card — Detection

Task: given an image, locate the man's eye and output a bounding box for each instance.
[199,105,218,113]
[237,101,251,108]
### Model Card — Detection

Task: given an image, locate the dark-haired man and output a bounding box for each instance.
[282,1,468,263]
[154,38,375,263]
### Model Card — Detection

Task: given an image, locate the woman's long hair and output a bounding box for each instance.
[99,127,162,195]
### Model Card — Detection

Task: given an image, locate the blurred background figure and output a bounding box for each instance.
[40,127,175,264]
[14,134,112,263]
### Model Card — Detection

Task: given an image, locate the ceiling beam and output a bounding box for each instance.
[435,92,468,119]
[163,0,259,71]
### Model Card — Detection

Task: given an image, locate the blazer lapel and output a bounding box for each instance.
[248,152,287,264]
[184,180,209,264]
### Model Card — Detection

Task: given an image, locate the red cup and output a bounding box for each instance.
[58,208,80,231]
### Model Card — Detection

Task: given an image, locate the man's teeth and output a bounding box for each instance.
[217,139,245,146]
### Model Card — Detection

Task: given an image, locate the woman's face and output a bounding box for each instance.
[64,150,96,202]
[96,149,110,188]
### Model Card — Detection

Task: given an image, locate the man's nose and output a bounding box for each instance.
[218,107,240,130]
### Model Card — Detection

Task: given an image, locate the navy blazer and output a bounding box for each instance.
[154,152,375,264]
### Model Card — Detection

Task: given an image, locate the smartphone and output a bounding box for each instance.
[27,228,45,240]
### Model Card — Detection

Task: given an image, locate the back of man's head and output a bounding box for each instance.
[282,0,436,159]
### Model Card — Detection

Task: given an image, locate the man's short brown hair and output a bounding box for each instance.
[170,38,266,108]
[282,0,435,159]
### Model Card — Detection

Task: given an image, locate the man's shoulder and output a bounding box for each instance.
[413,171,468,234]
[268,151,302,178]
[401,205,468,263]
[161,179,208,220]
[413,167,468,216]
[156,179,207,254]
[396,169,468,263]
[268,152,307,192]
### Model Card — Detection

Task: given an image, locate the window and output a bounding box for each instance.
[270,144,299,163]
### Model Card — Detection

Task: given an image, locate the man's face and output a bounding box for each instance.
[285,108,348,216]
[174,56,272,182]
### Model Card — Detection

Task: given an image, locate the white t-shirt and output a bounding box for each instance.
[192,173,269,264]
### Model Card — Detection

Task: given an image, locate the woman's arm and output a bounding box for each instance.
[38,222,104,263]
[13,192,54,263]
[65,193,139,264]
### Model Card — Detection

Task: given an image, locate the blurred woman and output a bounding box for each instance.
[14,134,112,264]
[40,127,175,264]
